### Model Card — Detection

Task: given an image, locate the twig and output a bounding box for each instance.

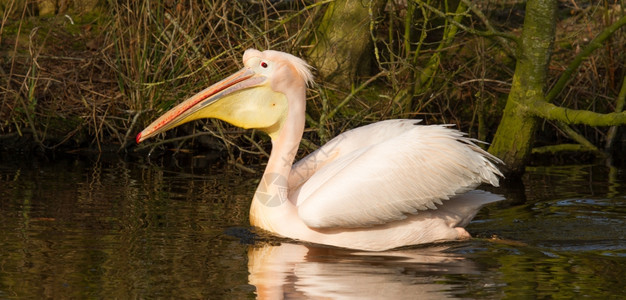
[554,121,603,156]
[228,160,257,174]
[119,109,147,151]
[414,0,520,43]
[546,14,626,102]
[460,0,516,57]
[243,134,270,158]
[458,78,511,86]
[605,75,626,149]
[325,70,388,121]
[134,131,214,151]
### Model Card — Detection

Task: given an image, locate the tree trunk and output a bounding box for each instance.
[307,0,387,84]
[488,0,557,175]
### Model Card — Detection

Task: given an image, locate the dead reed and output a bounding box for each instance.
[0,0,623,161]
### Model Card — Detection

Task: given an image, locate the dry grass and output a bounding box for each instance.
[0,0,624,159]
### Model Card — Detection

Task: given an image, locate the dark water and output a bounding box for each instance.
[0,153,624,299]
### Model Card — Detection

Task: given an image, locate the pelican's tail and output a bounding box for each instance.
[439,190,504,228]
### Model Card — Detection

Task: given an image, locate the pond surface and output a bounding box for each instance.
[0,153,624,299]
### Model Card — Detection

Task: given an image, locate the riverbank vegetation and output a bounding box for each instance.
[1,0,625,173]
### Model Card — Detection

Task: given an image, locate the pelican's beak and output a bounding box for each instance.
[136,67,267,143]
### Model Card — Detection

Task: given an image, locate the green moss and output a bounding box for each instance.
[489,0,558,174]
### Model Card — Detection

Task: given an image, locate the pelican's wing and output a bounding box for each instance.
[289,120,423,191]
[295,121,502,229]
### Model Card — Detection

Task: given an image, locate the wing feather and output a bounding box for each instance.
[294,120,502,229]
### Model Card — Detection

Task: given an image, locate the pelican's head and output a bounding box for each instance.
[136,49,313,143]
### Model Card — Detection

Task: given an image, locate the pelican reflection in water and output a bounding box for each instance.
[248,242,482,299]
[137,49,503,251]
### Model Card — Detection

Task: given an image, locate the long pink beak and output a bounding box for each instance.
[136,67,262,143]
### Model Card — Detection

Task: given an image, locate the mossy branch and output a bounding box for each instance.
[532,143,599,154]
[541,14,626,154]
[529,99,626,126]
[553,121,602,154]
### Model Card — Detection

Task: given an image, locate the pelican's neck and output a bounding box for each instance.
[264,135,300,177]
[250,86,306,230]
[266,86,305,176]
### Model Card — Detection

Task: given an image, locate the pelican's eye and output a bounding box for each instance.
[261,61,268,68]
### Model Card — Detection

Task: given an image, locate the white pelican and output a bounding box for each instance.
[137,49,503,251]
